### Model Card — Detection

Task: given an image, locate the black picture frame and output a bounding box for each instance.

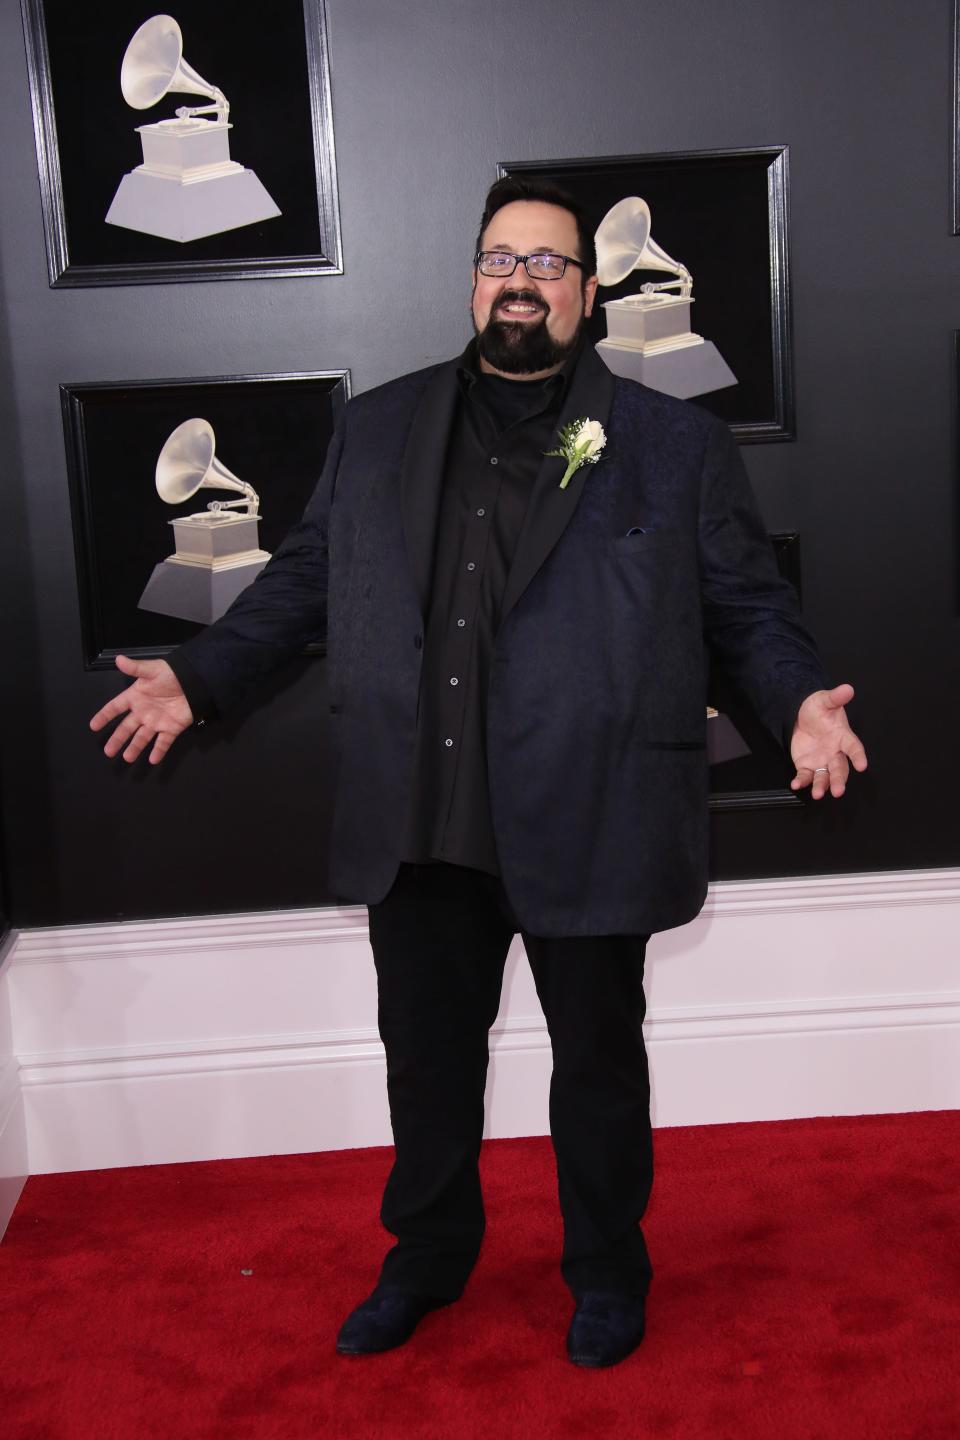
[21,0,342,286]
[708,532,804,811]
[498,149,794,443]
[61,370,349,668]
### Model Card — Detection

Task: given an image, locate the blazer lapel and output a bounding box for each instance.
[499,343,616,630]
[399,358,461,619]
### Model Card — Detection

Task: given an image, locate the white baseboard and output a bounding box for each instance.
[0,936,27,1236]
[5,869,960,1175]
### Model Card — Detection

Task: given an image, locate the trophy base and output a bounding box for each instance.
[170,512,264,563]
[602,294,695,347]
[139,554,268,625]
[707,712,752,766]
[106,167,281,243]
[596,337,737,400]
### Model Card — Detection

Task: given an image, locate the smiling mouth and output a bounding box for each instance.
[495,290,547,321]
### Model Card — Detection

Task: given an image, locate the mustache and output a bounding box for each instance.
[493,288,549,316]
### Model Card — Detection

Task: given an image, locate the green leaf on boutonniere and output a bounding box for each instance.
[546,416,608,489]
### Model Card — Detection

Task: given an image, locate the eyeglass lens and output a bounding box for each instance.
[478,253,566,279]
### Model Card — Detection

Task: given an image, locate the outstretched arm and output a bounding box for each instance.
[790,683,868,800]
[698,421,830,740]
[697,423,867,800]
[89,655,194,765]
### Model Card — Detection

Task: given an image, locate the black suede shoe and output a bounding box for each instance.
[566,1291,647,1368]
[336,1284,452,1356]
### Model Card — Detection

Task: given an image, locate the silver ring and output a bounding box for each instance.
[813,767,829,775]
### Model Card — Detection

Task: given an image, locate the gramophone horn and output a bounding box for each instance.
[595,196,688,287]
[120,14,221,111]
[155,418,256,510]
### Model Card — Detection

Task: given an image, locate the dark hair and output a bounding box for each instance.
[474,176,597,283]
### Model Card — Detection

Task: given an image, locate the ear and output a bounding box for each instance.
[583,273,599,318]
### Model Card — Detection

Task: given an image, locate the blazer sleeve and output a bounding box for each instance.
[166,412,347,720]
[697,419,830,742]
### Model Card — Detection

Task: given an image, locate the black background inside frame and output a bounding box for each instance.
[64,375,344,667]
[39,0,323,269]
[499,152,784,436]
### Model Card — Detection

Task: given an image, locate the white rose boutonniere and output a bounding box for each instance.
[546,417,607,490]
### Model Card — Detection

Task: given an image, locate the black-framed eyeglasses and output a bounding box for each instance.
[475,250,585,281]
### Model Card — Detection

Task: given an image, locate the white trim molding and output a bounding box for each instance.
[3,869,959,1176]
[0,933,27,1238]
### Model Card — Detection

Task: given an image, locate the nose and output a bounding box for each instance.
[498,264,547,305]
[515,257,545,288]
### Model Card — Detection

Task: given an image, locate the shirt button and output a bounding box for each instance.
[450,677,459,686]
[457,618,466,627]
[476,508,485,517]
[444,738,453,748]
[467,562,476,571]
[490,456,498,466]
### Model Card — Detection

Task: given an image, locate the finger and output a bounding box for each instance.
[121,725,155,764]
[808,756,849,800]
[149,731,178,765]
[826,683,855,709]
[827,755,850,799]
[102,714,140,758]
[114,654,160,680]
[811,764,832,800]
[844,734,868,772]
[797,764,834,800]
[90,691,133,732]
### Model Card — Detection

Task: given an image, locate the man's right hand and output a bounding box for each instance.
[90,655,195,765]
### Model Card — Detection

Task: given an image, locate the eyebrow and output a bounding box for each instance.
[482,244,559,254]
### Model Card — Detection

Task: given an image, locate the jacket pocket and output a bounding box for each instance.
[609,527,681,556]
[642,740,706,751]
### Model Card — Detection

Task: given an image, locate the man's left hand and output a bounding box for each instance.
[790,683,868,800]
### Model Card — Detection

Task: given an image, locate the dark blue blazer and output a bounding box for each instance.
[175,345,827,936]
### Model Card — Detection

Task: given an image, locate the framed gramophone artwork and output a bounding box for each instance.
[21,0,342,285]
[61,370,349,668]
[498,148,794,443]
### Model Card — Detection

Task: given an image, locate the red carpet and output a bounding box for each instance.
[1,1112,958,1440]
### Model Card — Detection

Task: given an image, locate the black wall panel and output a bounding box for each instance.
[1,0,958,925]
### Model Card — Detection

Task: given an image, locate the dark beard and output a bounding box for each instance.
[474,290,584,375]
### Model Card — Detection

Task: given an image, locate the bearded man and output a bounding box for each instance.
[91,176,866,1368]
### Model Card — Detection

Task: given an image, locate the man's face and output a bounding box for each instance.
[471,200,598,379]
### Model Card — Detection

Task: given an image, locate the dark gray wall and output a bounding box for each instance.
[1,0,958,926]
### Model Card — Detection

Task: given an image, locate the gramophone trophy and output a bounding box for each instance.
[105,14,281,242]
[138,419,271,625]
[593,197,736,399]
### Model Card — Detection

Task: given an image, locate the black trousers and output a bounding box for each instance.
[366,862,653,1301]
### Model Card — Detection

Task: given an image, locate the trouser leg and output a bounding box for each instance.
[366,863,515,1299]
[522,932,653,1300]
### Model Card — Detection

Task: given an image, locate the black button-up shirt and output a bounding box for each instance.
[401,343,576,876]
